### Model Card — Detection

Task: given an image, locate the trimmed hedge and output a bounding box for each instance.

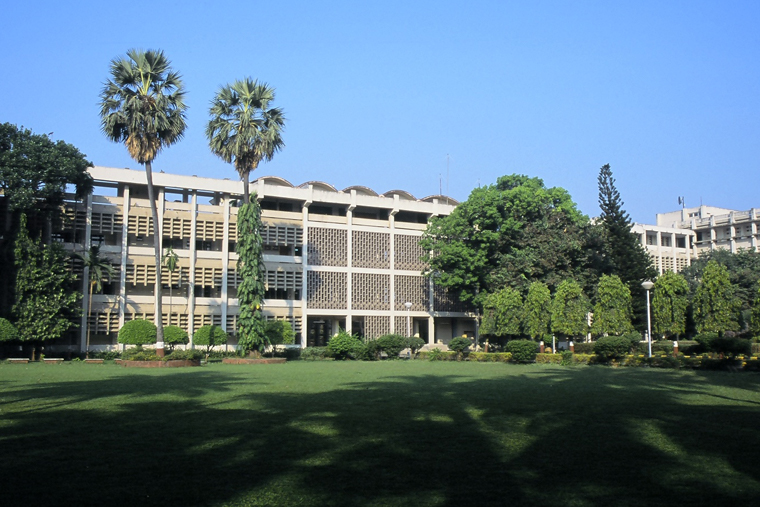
[448,337,472,360]
[300,347,331,361]
[506,339,538,363]
[375,334,408,359]
[572,342,595,354]
[467,352,512,363]
[594,336,633,362]
[118,319,157,345]
[163,326,189,350]
[327,330,363,360]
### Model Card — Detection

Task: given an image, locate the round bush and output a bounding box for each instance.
[193,325,228,352]
[594,335,632,362]
[0,318,20,342]
[327,330,362,360]
[264,320,295,345]
[406,337,426,355]
[506,339,538,363]
[375,334,408,358]
[118,319,157,345]
[354,340,380,361]
[163,326,189,347]
[448,336,472,354]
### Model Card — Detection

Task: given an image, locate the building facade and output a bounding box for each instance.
[64,166,475,352]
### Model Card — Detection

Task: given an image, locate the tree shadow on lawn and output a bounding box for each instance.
[1,366,760,506]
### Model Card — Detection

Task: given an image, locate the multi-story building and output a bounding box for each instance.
[632,223,696,275]
[62,166,475,352]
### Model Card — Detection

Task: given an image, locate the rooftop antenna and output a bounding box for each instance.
[446,154,451,205]
[439,173,442,197]
[678,196,685,208]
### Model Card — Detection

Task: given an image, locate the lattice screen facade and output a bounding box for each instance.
[196,219,225,241]
[394,234,426,271]
[364,315,391,339]
[264,314,303,334]
[195,266,224,288]
[92,211,123,234]
[352,231,390,268]
[87,311,121,335]
[261,224,303,247]
[307,228,347,266]
[163,214,192,238]
[394,275,428,311]
[394,315,412,337]
[128,213,154,236]
[62,207,87,231]
[193,313,223,329]
[307,271,347,308]
[352,273,390,311]
[266,270,303,292]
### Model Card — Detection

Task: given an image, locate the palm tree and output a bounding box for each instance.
[75,246,116,358]
[99,49,187,352]
[206,79,285,204]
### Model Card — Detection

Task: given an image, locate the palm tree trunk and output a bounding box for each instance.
[144,160,165,355]
[242,170,250,205]
[87,280,94,359]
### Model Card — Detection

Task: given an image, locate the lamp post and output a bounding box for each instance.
[404,302,412,337]
[641,280,654,358]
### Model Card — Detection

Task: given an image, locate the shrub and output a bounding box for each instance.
[300,346,331,361]
[375,334,408,359]
[163,349,203,362]
[506,339,538,363]
[467,352,512,362]
[118,319,157,346]
[0,318,19,342]
[652,340,674,354]
[676,340,701,355]
[327,330,362,360]
[573,342,595,354]
[354,340,380,361]
[448,336,472,360]
[694,332,719,351]
[594,335,632,362]
[264,320,295,345]
[122,346,159,361]
[711,336,751,356]
[424,347,455,361]
[193,325,228,354]
[560,350,574,365]
[621,332,643,350]
[163,325,189,351]
[88,350,121,360]
[406,337,426,357]
[752,343,760,355]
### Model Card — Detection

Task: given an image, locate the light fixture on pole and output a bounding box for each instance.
[641,280,654,358]
[404,301,412,337]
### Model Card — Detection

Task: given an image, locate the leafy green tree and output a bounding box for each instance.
[693,260,740,334]
[118,319,158,346]
[236,201,267,354]
[327,329,362,360]
[480,287,522,338]
[590,275,633,336]
[13,215,80,358]
[264,320,296,346]
[206,79,285,205]
[448,336,472,360]
[752,284,760,336]
[421,175,590,306]
[596,164,656,289]
[193,325,228,355]
[163,325,188,352]
[652,271,689,339]
[0,318,19,342]
[550,279,589,340]
[523,282,552,340]
[100,49,187,349]
[74,246,116,357]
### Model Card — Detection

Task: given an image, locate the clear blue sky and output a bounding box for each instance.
[1,1,758,223]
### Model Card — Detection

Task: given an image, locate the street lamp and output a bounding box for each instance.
[641,280,654,358]
[404,302,412,337]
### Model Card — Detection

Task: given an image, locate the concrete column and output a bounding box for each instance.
[346,204,354,336]
[118,186,130,336]
[300,199,310,347]
[671,232,677,273]
[221,195,230,332]
[656,231,663,275]
[188,191,197,345]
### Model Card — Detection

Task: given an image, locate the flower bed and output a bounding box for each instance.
[222,358,287,365]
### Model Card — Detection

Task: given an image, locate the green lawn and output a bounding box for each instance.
[1,361,759,506]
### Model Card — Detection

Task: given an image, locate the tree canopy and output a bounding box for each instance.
[480,287,522,337]
[207,79,285,204]
[693,260,740,334]
[550,279,589,339]
[421,174,591,305]
[652,271,689,338]
[590,275,633,336]
[523,282,552,340]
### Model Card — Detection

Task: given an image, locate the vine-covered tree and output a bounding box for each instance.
[236,201,267,354]
[523,282,552,340]
[480,287,522,338]
[13,214,80,359]
[652,271,689,339]
[421,175,591,306]
[597,164,655,285]
[590,275,633,336]
[693,260,740,334]
[752,283,760,336]
[100,49,187,352]
[550,279,589,340]
[206,78,285,205]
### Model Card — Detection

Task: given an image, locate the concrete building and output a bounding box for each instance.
[656,205,760,254]
[632,223,696,275]
[62,166,476,352]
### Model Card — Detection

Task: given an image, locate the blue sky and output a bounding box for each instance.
[1,0,758,223]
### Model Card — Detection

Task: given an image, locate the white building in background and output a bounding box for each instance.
[59,166,476,352]
[633,205,760,275]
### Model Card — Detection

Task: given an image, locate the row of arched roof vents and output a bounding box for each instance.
[253,176,458,205]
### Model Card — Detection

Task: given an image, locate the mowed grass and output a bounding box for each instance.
[1,361,760,507]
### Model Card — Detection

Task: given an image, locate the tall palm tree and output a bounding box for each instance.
[99,49,187,351]
[75,246,116,358]
[206,79,285,204]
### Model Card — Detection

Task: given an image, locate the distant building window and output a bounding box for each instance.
[676,237,686,248]
[647,235,657,246]
[661,236,671,247]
